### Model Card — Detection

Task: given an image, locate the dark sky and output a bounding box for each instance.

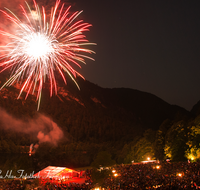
[68,0,200,111]
[1,0,200,111]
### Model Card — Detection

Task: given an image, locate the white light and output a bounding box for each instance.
[177,173,182,177]
[25,33,54,59]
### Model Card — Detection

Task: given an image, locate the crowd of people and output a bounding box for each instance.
[40,181,93,190]
[0,179,93,190]
[0,169,93,190]
[1,161,200,189]
[103,161,200,189]
[0,181,93,189]
[0,179,25,190]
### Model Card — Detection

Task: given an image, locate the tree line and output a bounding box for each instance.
[0,113,200,172]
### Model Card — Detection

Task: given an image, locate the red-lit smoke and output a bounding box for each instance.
[0,108,64,145]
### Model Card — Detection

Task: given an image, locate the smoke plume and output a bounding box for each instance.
[0,108,64,145]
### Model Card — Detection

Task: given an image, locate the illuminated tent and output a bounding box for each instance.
[34,166,80,179]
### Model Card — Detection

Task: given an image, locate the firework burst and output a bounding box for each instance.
[0,0,95,110]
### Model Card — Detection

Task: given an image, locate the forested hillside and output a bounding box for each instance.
[0,75,197,172]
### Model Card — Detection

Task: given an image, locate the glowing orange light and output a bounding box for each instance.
[156,165,160,169]
[177,173,182,177]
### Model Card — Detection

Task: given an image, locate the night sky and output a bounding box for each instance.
[0,0,200,111]
[69,0,200,111]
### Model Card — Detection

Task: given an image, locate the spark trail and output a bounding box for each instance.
[0,0,95,110]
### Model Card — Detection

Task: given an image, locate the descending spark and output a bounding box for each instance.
[0,0,95,110]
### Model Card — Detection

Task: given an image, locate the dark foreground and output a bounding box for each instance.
[1,161,200,189]
[103,161,200,189]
